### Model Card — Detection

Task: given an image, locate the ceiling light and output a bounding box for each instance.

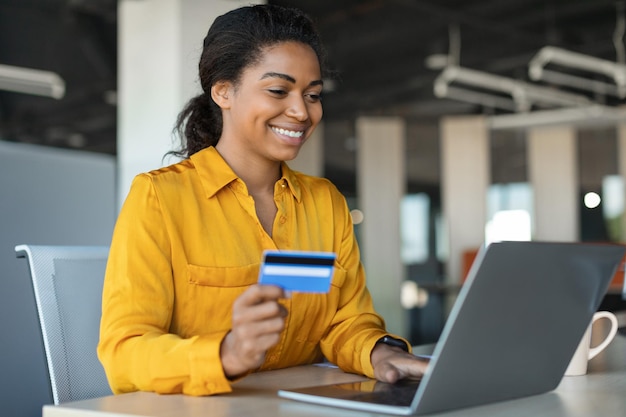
[529,46,626,98]
[434,84,518,112]
[0,63,65,99]
[434,65,591,112]
[530,68,623,98]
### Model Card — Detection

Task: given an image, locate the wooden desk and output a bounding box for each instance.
[43,336,626,417]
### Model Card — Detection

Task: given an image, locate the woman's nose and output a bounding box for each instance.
[285,97,308,121]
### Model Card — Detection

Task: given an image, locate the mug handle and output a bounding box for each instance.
[588,311,619,361]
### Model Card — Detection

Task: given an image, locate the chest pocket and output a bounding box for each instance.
[187,263,259,287]
[179,263,259,337]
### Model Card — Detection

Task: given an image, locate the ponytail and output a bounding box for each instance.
[171,92,222,159]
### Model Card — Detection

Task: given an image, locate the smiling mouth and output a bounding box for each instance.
[271,126,305,138]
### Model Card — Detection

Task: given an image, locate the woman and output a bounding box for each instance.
[98,4,427,396]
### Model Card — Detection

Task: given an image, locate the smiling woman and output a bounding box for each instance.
[212,41,324,168]
[97,4,427,398]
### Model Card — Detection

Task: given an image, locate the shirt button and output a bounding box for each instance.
[279,216,287,224]
[281,183,286,188]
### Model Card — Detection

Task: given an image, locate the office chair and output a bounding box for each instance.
[15,244,112,404]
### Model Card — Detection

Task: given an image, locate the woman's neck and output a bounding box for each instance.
[215,142,281,195]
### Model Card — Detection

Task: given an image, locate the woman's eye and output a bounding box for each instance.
[305,92,322,102]
[268,89,287,96]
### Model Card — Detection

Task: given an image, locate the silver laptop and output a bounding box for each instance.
[278,241,625,415]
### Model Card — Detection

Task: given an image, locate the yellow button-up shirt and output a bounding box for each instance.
[98,146,404,396]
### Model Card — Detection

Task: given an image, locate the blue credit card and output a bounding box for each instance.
[258,250,337,293]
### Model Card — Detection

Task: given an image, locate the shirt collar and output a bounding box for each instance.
[190,147,238,199]
[190,146,302,202]
[280,162,302,203]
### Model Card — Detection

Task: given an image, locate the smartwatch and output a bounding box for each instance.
[376,335,409,352]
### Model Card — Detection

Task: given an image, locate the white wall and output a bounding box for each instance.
[357,117,407,337]
[528,126,578,241]
[117,0,261,209]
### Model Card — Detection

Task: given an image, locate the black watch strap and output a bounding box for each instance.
[376,335,409,352]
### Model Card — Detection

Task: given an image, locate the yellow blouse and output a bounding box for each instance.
[98,146,406,396]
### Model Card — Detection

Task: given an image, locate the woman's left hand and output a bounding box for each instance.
[370,343,429,383]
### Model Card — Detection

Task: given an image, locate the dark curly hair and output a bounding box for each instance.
[171,4,327,159]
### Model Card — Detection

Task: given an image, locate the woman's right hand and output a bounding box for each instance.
[220,284,287,379]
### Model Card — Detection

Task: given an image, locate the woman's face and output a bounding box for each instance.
[214,41,323,163]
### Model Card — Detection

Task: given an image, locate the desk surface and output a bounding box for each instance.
[43,334,626,417]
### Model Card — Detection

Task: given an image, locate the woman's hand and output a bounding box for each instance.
[371,343,429,383]
[220,284,287,379]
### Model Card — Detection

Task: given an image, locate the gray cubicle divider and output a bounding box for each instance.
[0,141,116,417]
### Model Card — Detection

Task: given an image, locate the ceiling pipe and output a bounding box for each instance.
[434,65,591,112]
[528,46,626,98]
[0,63,65,99]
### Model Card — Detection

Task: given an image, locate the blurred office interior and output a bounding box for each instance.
[1,1,625,416]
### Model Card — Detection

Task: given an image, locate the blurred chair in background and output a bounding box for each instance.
[15,244,111,404]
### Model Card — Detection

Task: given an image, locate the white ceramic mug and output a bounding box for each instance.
[564,311,618,376]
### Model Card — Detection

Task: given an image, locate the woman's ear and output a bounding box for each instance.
[211,81,232,109]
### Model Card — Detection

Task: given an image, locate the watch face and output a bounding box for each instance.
[379,336,408,351]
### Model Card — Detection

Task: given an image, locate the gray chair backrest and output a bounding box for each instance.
[15,244,112,404]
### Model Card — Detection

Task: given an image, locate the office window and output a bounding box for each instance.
[486,183,533,244]
[401,193,430,264]
[602,175,624,242]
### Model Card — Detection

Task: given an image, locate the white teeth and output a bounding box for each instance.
[272,126,304,138]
